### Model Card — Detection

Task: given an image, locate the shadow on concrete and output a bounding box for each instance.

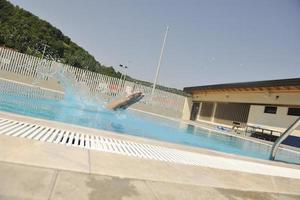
[86,176,138,200]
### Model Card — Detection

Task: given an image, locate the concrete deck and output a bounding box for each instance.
[1,112,300,199]
[1,161,300,200]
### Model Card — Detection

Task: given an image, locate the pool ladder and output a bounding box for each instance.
[270,117,300,160]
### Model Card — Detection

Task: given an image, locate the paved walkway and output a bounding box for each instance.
[1,161,300,200]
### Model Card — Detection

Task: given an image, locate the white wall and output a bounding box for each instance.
[248,105,300,135]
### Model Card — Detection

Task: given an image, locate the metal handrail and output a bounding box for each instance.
[269,117,300,160]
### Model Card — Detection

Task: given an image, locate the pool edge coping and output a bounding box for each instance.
[1,110,300,179]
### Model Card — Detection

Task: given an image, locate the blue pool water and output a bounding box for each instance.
[0,89,300,164]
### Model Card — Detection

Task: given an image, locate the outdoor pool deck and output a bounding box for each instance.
[1,111,300,200]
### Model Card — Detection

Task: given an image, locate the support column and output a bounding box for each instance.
[211,102,217,122]
[181,97,193,120]
[196,102,202,121]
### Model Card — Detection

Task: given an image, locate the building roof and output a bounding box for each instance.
[184,78,300,94]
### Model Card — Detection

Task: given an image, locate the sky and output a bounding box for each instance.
[10,0,300,89]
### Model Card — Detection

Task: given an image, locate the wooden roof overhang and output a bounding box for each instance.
[183,78,300,95]
[190,86,300,95]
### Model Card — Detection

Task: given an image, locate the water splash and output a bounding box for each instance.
[34,62,107,112]
[33,61,139,129]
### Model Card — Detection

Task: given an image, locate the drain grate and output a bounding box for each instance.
[0,118,205,166]
[2,117,300,180]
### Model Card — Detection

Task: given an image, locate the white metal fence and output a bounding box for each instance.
[0,78,63,101]
[0,47,185,116]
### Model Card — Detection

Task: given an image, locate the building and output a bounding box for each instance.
[182,78,300,145]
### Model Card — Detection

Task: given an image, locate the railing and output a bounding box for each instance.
[0,47,185,116]
[269,117,300,160]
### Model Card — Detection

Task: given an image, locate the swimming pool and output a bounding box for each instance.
[0,80,300,164]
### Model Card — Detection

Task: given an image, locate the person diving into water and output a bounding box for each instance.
[34,62,144,111]
[106,91,144,110]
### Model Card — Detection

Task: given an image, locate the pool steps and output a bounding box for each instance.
[270,117,300,160]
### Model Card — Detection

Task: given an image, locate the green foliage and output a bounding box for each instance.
[0,0,186,95]
[0,0,118,76]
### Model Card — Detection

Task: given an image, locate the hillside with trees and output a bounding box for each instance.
[0,0,186,96]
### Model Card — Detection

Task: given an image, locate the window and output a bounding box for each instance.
[264,106,277,114]
[287,108,300,116]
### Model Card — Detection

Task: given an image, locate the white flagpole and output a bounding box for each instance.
[151,26,169,96]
